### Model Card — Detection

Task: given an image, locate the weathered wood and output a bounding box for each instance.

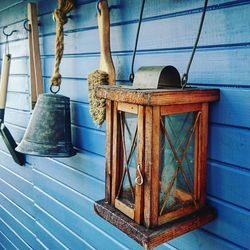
[94,199,216,250]
[160,103,201,115]
[150,106,160,227]
[158,204,196,226]
[98,0,115,84]
[96,86,220,106]
[101,86,219,247]
[111,102,120,205]
[144,106,153,228]
[115,199,134,220]
[105,100,113,203]
[117,103,138,114]
[134,105,145,224]
[199,103,209,207]
[28,3,43,108]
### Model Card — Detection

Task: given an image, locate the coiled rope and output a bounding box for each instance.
[51,0,74,87]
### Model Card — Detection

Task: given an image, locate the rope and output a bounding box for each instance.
[51,0,74,87]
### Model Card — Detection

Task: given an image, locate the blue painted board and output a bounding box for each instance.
[205,197,250,249]
[34,189,129,250]
[209,88,250,129]
[207,160,250,210]
[33,170,147,250]
[31,158,105,201]
[0,206,36,248]
[0,219,31,250]
[0,192,35,234]
[56,150,105,181]
[0,178,34,216]
[35,221,70,250]
[0,231,17,250]
[0,164,33,199]
[208,124,250,170]
[34,203,96,250]
[0,151,32,181]
[169,228,243,250]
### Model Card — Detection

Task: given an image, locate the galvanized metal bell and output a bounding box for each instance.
[16,93,76,157]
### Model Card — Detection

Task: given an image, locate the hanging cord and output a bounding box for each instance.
[129,0,146,82]
[50,0,75,89]
[181,0,208,88]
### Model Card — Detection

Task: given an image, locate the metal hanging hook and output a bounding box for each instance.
[23,19,41,32]
[23,19,31,32]
[96,0,102,14]
[3,26,18,37]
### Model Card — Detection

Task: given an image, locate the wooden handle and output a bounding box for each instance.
[97,0,116,84]
[0,54,11,109]
[28,3,43,108]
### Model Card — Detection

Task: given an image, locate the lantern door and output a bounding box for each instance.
[111,102,144,224]
[157,104,203,225]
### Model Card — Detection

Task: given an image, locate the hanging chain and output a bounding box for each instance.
[181,0,208,89]
[129,0,146,82]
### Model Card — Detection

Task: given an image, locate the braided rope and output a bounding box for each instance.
[51,0,74,86]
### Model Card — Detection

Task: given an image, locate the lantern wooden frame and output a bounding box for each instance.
[94,86,220,249]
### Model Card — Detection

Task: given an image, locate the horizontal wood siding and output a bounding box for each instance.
[0,0,249,249]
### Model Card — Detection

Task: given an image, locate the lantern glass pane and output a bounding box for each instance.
[117,112,137,209]
[159,112,198,216]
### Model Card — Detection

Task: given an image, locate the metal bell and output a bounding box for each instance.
[16,93,76,157]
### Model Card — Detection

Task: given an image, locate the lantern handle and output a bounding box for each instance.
[135,164,143,186]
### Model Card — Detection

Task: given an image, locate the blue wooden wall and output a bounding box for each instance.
[0,0,249,249]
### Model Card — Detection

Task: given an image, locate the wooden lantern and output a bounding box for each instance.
[94,86,220,249]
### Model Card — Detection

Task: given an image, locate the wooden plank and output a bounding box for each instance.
[105,100,112,202]
[33,170,146,250]
[158,204,196,226]
[209,124,250,170]
[115,199,134,220]
[205,197,250,249]
[169,228,243,250]
[70,102,105,131]
[34,204,95,250]
[96,86,220,106]
[0,192,35,234]
[95,199,216,250]
[117,102,138,114]
[207,161,250,210]
[134,105,144,224]
[71,125,106,156]
[160,103,201,116]
[210,88,250,129]
[30,157,105,202]
[27,3,43,108]
[0,206,37,248]
[199,104,209,207]
[0,219,31,250]
[111,102,120,205]
[0,178,34,216]
[144,106,153,228]
[0,231,17,250]
[34,189,126,250]
[151,106,160,227]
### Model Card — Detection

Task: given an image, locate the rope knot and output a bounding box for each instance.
[51,72,62,86]
[53,9,68,25]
